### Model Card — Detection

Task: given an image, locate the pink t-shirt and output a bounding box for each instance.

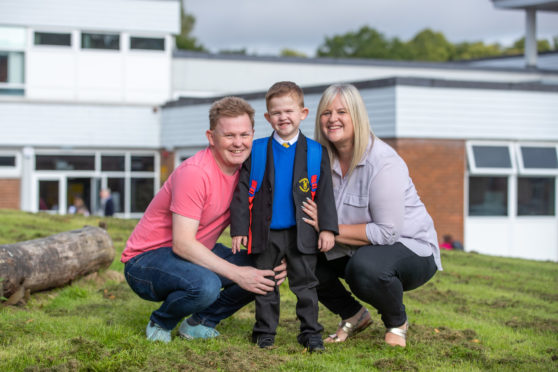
[121,147,239,263]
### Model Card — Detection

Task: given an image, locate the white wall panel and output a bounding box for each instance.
[396,86,558,140]
[172,57,557,97]
[125,52,171,104]
[466,217,557,262]
[0,0,179,34]
[0,102,160,148]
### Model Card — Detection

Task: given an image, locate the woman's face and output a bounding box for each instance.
[319,94,354,148]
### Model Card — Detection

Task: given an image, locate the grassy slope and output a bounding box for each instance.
[0,209,556,371]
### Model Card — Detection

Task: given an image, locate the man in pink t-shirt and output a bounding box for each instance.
[122,97,286,343]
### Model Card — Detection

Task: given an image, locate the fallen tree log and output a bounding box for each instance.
[0,225,114,300]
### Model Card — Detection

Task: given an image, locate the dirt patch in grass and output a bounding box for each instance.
[374,357,418,371]
[504,316,558,333]
[406,284,468,306]
[480,298,520,309]
[142,345,288,372]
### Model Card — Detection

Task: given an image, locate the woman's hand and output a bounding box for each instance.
[302,198,319,232]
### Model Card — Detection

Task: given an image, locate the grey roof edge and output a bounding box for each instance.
[172,50,558,74]
[163,76,558,108]
[455,50,558,63]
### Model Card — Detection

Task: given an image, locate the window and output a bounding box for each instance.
[0,152,21,177]
[517,145,558,174]
[468,142,557,217]
[107,178,125,213]
[467,143,515,174]
[39,180,59,211]
[131,178,154,213]
[36,155,95,171]
[469,176,508,216]
[0,26,26,49]
[130,37,165,51]
[131,155,154,172]
[517,177,555,216]
[101,155,125,171]
[0,155,16,167]
[34,32,71,46]
[0,51,24,95]
[81,33,120,50]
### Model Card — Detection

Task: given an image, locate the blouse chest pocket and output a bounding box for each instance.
[343,193,369,208]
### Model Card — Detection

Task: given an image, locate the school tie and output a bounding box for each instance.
[282,143,290,148]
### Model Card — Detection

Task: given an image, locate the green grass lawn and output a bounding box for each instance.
[1,209,557,371]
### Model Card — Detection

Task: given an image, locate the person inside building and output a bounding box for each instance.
[99,188,114,217]
[301,83,442,347]
[68,194,89,216]
[121,97,287,343]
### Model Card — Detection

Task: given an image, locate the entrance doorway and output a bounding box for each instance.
[67,177,93,216]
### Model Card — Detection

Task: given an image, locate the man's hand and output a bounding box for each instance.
[234,265,278,295]
[273,258,287,286]
[318,230,335,252]
[231,236,247,254]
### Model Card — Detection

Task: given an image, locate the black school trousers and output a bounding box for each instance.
[252,228,323,344]
[316,242,437,328]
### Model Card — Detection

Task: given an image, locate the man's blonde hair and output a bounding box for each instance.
[314,84,372,176]
[265,81,305,110]
[209,96,255,130]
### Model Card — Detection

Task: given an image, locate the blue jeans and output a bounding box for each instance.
[124,244,255,330]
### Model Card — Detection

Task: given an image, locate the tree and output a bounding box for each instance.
[406,29,454,62]
[505,37,553,55]
[175,2,205,51]
[453,41,503,60]
[280,48,307,58]
[317,26,392,59]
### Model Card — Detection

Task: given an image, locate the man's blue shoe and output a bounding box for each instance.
[146,321,171,343]
[178,319,220,340]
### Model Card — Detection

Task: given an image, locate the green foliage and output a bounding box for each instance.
[175,2,205,52]
[280,48,307,58]
[317,26,558,62]
[1,210,557,371]
[218,48,247,55]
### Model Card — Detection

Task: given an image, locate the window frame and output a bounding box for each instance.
[33,31,72,47]
[129,36,166,51]
[81,32,120,51]
[0,151,21,177]
[515,143,558,176]
[466,141,516,175]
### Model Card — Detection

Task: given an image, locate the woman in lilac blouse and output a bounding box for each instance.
[302,84,442,347]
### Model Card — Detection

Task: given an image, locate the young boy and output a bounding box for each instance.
[230,81,338,352]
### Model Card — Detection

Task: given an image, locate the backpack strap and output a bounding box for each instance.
[247,138,269,254]
[306,139,322,201]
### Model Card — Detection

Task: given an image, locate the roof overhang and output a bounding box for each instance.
[492,0,558,12]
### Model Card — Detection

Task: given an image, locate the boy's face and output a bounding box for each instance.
[264,94,309,141]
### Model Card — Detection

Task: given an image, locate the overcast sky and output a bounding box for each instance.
[184,0,558,56]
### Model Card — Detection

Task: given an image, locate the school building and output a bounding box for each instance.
[1,0,557,261]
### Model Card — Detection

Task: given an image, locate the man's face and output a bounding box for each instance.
[206,113,254,175]
[264,94,308,141]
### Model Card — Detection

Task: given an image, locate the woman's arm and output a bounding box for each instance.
[302,200,369,245]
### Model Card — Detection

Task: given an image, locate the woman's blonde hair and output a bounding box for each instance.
[314,84,372,176]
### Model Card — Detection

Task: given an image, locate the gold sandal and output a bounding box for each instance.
[385,321,408,347]
[325,308,372,343]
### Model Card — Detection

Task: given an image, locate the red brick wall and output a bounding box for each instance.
[0,179,20,209]
[383,138,465,244]
[159,150,175,186]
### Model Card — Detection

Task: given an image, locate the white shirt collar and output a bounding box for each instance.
[273,130,299,146]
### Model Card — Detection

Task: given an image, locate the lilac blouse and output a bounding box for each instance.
[326,136,442,270]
